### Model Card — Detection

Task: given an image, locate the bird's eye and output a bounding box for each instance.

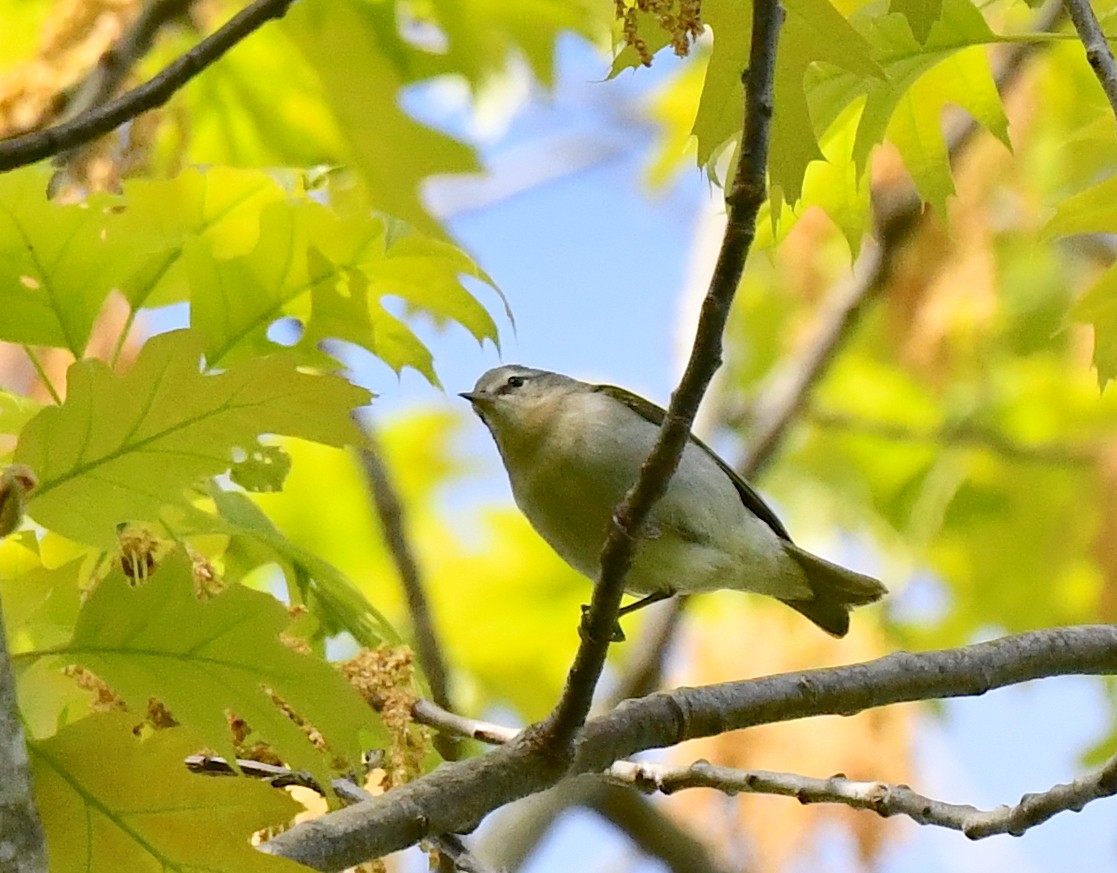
[506,375,525,389]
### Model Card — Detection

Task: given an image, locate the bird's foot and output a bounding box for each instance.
[579,603,626,643]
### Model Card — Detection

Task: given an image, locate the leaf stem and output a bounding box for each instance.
[22,347,62,405]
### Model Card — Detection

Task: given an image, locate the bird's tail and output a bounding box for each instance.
[778,542,887,637]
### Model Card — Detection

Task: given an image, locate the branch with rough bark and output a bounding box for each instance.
[0,0,296,173]
[0,597,48,873]
[598,0,1069,754]
[1062,0,1117,120]
[261,625,1117,869]
[603,753,1117,841]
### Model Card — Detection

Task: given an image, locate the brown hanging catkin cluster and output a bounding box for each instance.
[616,0,704,66]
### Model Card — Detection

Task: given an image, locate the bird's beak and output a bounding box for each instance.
[458,391,482,404]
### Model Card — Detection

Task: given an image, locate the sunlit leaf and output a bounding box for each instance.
[35,551,384,780]
[15,330,369,546]
[31,713,303,873]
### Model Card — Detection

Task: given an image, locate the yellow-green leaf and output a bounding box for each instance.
[31,713,303,873]
[15,330,369,546]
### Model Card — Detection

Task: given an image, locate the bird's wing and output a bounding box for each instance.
[591,383,792,542]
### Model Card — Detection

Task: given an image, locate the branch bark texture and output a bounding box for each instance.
[605,754,1117,840]
[1063,0,1117,121]
[0,597,49,873]
[541,0,786,757]
[262,625,1117,869]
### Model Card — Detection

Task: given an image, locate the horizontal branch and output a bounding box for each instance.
[604,753,1117,840]
[262,625,1117,869]
[0,0,296,172]
[186,754,496,873]
[412,699,518,745]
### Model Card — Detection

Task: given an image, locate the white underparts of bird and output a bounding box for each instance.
[461,365,887,637]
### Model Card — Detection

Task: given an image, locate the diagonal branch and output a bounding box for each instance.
[57,0,197,127]
[48,0,197,174]
[261,625,1117,869]
[1062,0,1117,121]
[186,755,497,872]
[603,753,1117,841]
[0,0,297,173]
[540,0,786,755]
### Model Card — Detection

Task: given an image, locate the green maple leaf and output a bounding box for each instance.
[31,712,304,873]
[207,486,399,648]
[890,0,944,43]
[187,198,498,379]
[109,167,289,310]
[32,551,384,783]
[0,169,129,355]
[14,329,370,546]
[283,0,479,237]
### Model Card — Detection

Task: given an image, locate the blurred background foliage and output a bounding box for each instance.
[3,0,1117,869]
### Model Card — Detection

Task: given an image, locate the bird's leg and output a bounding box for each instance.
[579,590,675,643]
[618,590,674,619]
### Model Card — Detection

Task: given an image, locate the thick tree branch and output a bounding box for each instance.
[359,436,457,762]
[0,0,296,173]
[1062,0,1117,121]
[541,0,786,757]
[603,753,1117,841]
[261,626,1117,869]
[186,754,496,872]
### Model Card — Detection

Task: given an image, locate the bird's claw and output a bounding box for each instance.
[579,603,626,643]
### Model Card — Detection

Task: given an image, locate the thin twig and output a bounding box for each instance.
[604,754,1117,840]
[539,0,786,756]
[412,699,518,745]
[261,625,1117,869]
[0,0,296,173]
[359,435,457,761]
[1062,0,1117,120]
[57,0,196,125]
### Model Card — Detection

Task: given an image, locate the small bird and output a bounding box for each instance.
[461,365,885,637]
